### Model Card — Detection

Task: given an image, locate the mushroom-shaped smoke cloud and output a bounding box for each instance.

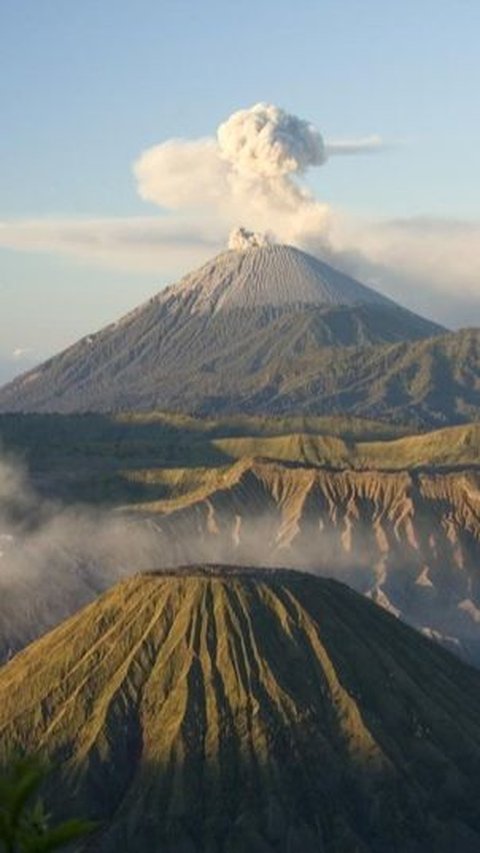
[218,103,326,178]
[228,227,271,251]
[131,102,391,254]
[2,103,478,327]
[134,102,343,247]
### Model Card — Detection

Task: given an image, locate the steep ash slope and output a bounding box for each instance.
[0,244,446,416]
[3,568,480,852]
[163,243,397,311]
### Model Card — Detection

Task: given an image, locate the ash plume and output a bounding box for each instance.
[217,103,326,177]
[325,135,387,156]
[133,102,378,250]
[0,103,478,326]
[228,227,271,251]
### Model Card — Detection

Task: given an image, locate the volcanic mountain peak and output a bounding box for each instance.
[3,566,480,852]
[168,241,394,315]
[0,241,452,415]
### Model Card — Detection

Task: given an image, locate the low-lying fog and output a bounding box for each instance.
[1,450,480,667]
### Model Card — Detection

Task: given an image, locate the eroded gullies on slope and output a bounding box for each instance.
[2,568,480,851]
[0,242,452,417]
[128,462,480,663]
[0,414,479,668]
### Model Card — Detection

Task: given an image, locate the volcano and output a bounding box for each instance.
[2,566,480,852]
[0,242,456,420]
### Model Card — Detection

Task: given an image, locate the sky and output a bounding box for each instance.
[1,0,479,380]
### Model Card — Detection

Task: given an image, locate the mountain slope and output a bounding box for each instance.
[133,459,480,663]
[2,413,478,506]
[0,414,479,665]
[0,243,447,417]
[2,567,480,852]
[210,421,480,470]
[163,243,399,311]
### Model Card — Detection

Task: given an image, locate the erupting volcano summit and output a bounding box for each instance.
[0,238,455,418]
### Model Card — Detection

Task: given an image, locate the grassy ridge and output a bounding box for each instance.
[124,422,480,508]
[0,411,408,505]
[214,422,480,471]
[0,411,478,506]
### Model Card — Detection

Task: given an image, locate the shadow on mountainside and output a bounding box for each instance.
[3,572,480,851]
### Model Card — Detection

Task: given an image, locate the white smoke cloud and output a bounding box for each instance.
[135,139,229,210]
[322,215,480,325]
[131,103,413,285]
[1,213,479,327]
[0,102,392,272]
[0,216,223,273]
[325,135,388,156]
[133,102,351,247]
[217,103,326,177]
[0,101,478,327]
[228,227,271,251]
[0,451,170,658]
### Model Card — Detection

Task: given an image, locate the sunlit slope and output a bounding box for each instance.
[128,460,480,663]
[210,422,480,470]
[0,412,479,665]
[122,422,480,511]
[0,413,478,506]
[3,568,480,851]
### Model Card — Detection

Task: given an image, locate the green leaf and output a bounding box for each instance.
[8,766,44,831]
[0,756,96,853]
[22,818,98,852]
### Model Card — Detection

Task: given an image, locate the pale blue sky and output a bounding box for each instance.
[1,0,479,378]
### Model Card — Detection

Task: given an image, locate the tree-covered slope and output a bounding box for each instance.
[1,323,477,428]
